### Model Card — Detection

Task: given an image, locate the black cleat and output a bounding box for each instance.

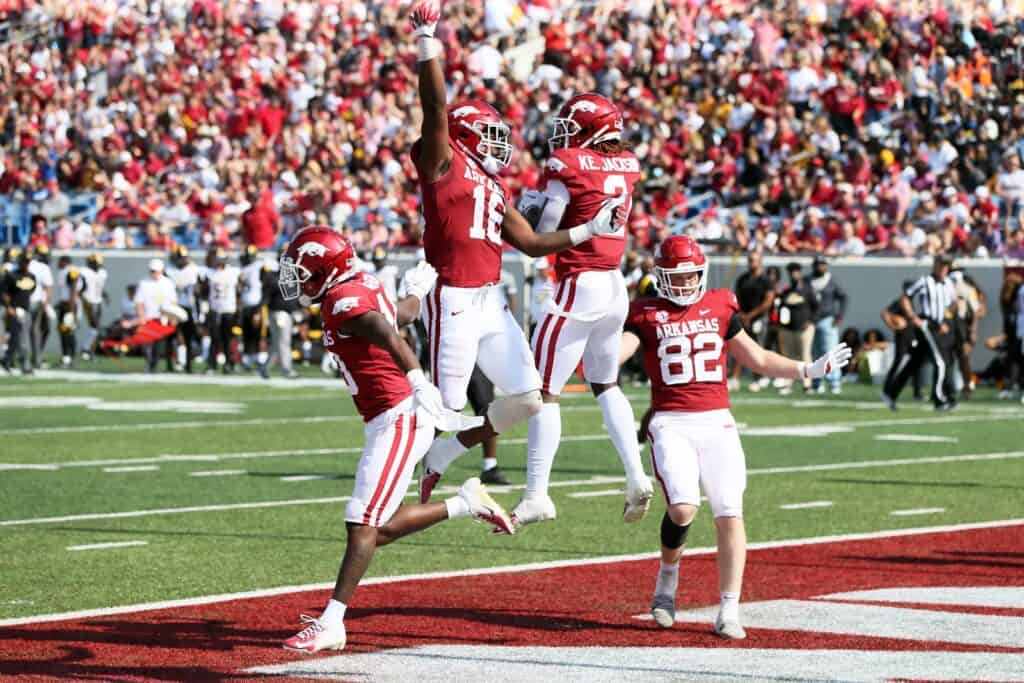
[480,466,512,486]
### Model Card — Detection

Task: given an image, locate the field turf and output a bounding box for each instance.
[1,369,1022,623]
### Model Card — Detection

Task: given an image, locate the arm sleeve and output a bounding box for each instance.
[905,277,926,298]
[725,313,744,339]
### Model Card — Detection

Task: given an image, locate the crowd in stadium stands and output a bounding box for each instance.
[3,0,1024,260]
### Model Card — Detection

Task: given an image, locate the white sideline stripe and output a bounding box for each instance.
[2,518,1021,628]
[102,466,159,473]
[0,497,349,527]
[1,435,614,470]
[779,501,833,510]
[189,470,246,477]
[0,414,352,436]
[0,463,59,471]
[2,452,1022,527]
[874,433,959,443]
[3,407,1019,437]
[279,474,334,482]
[66,541,148,552]
[0,476,624,527]
[891,507,946,516]
[566,489,623,499]
[30,369,346,389]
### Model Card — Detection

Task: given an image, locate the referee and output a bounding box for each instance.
[882,255,958,411]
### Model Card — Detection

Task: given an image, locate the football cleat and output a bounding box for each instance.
[282,615,346,654]
[651,594,675,629]
[419,466,442,504]
[714,614,746,640]
[623,476,654,523]
[458,478,515,535]
[480,466,511,486]
[504,494,557,533]
[880,391,897,411]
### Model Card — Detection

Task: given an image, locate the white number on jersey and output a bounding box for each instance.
[657,332,724,385]
[602,174,631,237]
[469,184,503,245]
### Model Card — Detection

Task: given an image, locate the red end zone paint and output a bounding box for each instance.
[1,525,1022,681]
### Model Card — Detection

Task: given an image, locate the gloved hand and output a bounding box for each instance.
[411,0,442,61]
[803,342,853,379]
[400,261,438,302]
[568,192,627,245]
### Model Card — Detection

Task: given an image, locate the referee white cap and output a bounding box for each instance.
[149,258,165,272]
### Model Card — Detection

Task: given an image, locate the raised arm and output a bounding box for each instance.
[412,0,451,182]
[728,328,851,381]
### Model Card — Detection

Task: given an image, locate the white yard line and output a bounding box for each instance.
[566,489,623,499]
[102,466,160,473]
[2,451,1020,528]
[30,369,346,389]
[891,507,946,516]
[874,434,959,443]
[66,541,148,552]
[188,470,247,477]
[3,518,1021,627]
[279,474,335,482]
[0,414,353,436]
[779,501,833,510]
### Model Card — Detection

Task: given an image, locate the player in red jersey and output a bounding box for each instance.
[619,235,851,640]
[410,0,623,500]
[277,226,516,654]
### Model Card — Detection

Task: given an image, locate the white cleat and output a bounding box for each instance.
[282,615,346,653]
[651,594,675,628]
[459,478,515,535]
[623,476,654,523]
[714,613,746,640]
[506,494,557,532]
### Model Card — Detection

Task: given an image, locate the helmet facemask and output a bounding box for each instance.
[548,116,581,153]
[656,263,707,307]
[467,118,512,174]
[277,255,309,302]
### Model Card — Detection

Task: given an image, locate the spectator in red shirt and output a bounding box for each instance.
[241,187,281,249]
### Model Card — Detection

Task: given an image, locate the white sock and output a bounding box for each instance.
[257,351,268,365]
[597,387,647,483]
[720,591,740,621]
[200,336,211,358]
[525,402,560,498]
[428,437,469,474]
[482,457,498,472]
[321,598,346,627]
[176,344,186,366]
[655,560,679,597]
[445,494,471,519]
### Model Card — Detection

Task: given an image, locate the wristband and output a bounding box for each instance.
[417,36,441,62]
[568,223,592,246]
[406,368,428,388]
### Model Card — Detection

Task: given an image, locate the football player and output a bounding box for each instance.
[205,249,239,374]
[239,245,269,376]
[54,255,81,368]
[512,92,652,528]
[79,253,108,361]
[410,0,624,503]
[27,244,54,369]
[167,246,201,372]
[277,226,512,654]
[619,235,851,640]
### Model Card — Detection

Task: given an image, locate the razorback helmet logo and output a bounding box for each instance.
[297,242,328,258]
[549,92,624,152]
[279,226,357,305]
[450,105,481,119]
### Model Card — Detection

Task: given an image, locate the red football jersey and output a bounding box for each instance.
[414,141,507,288]
[626,289,742,413]
[321,271,412,422]
[543,148,641,280]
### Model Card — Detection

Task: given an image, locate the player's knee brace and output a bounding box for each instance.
[660,512,691,550]
[486,389,543,434]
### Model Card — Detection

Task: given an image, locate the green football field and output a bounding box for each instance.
[1,369,1022,622]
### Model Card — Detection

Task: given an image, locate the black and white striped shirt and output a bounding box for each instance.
[905,275,955,324]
